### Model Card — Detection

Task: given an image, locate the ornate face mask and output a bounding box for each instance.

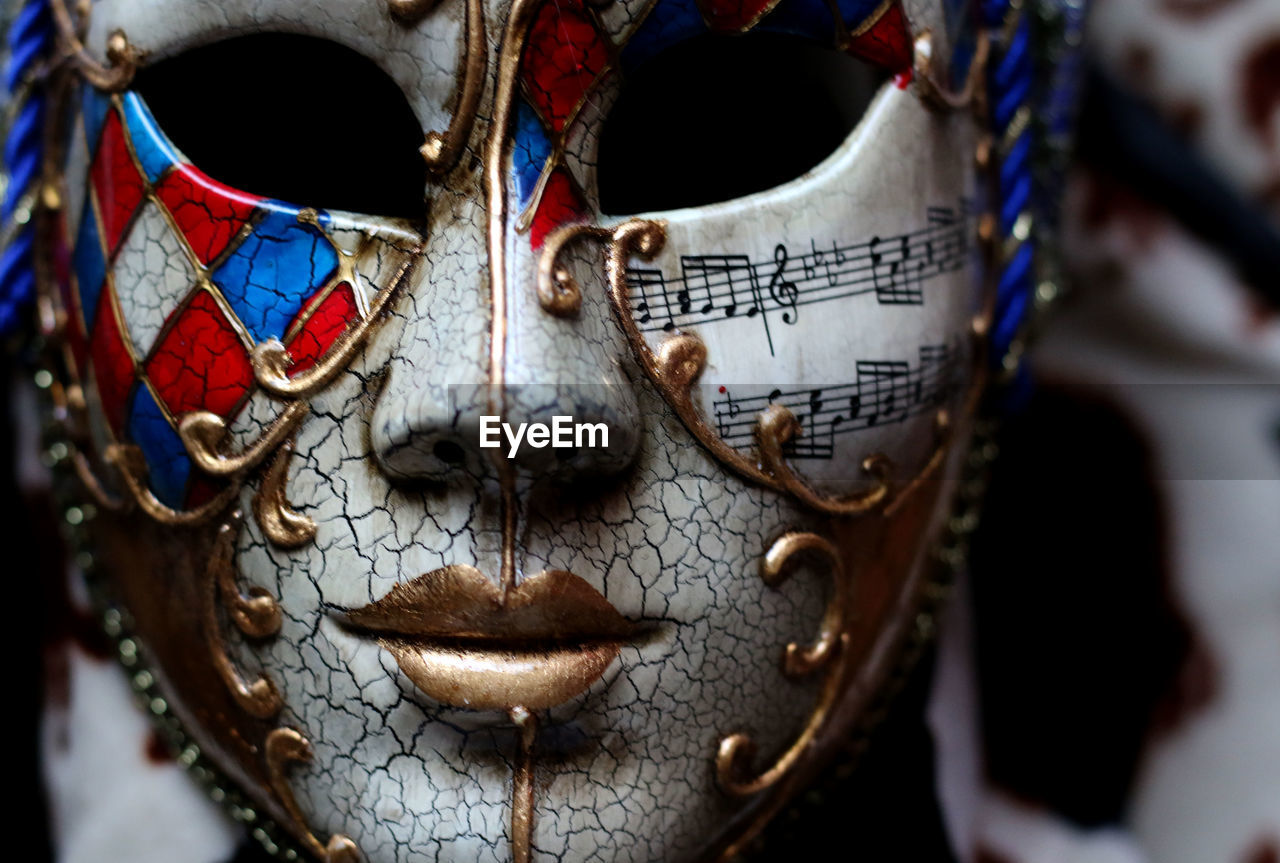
[8,0,1082,858]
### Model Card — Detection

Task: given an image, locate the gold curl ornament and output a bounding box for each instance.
[716,532,850,797]
[536,221,957,517]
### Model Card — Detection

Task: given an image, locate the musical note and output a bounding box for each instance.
[626,201,972,337]
[626,268,667,326]
[707,344,960,459]
[767,244,800,325]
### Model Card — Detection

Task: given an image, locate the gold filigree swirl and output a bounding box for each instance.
[265,728,362,863]
[716,532,849,797]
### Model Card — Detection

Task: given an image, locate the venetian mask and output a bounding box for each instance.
[10,0,1074,858]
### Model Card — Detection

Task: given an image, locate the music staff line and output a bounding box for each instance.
[711,344,957,460]
[626,205,972,353]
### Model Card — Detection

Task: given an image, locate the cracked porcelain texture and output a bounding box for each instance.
[52,0,982,859]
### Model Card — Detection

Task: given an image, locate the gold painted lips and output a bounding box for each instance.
[337,566,642,711]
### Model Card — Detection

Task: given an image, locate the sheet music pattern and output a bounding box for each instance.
[711,344,958,460]
[626,203,971,352]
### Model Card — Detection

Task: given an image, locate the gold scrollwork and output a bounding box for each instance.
[204,514,283,719]
[71,451,132,513]
[179,402,309,478]
[756,404,893,517]
[420,0,487,178]
[212,511,283,639]
[252,436,318,549]
[386,0,440,21]
[913,28,990,113]
[251,255,416,401]
[716,532,849,797]
[106,444,241,526]
[49,0,141,92]
[510,706,539,863]
[537,222,952,517]
[265,728,362,863]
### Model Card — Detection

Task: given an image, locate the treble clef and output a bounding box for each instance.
[767,244,800,325]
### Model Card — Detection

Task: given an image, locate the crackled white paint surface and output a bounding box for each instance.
[56,0,982,860]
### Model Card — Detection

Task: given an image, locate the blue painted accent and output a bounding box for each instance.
[833,0,883,29]
[210,202,339,342]
[81,83,112,155]
[73,206,107,326]
[121,92,180,182]
[513,98,552,211]
[757,0,834,44]
[620,0,707,73]
[126,384,191,508]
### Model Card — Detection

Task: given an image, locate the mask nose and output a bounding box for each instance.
[370,219,642,483]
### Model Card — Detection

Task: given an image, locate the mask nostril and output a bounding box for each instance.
[433,439,466,465]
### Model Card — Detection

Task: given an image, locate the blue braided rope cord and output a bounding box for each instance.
[982,0,1089,391]
[984,0,1036,371]
[0,0,53,338]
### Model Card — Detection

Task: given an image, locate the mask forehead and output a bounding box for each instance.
[81,0,465,139]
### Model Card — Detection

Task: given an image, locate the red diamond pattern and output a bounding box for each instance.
[144,290,254,420]
[521,0,612,134]
[89,109,148,258]
[156,163,262,266]
[285,281,360,377]
[88,284,137,437]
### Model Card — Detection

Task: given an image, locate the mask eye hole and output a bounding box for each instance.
[131,34,427,219]
[597,32,887,216]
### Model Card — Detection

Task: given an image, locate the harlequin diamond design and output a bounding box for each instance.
[126,383,192,509]
[112,200,199,354]
[81,85,111,155]
[120,92,181,183]
[285,281,360,376]
[88,283,137,438]
[699,0,781,33]
[530,168,587,249]
[620,0,707,73]
[156,162,261,266]
[68,84,359,512]
[72,201,108,330]
[521,0,611,134]
[89,108,147,257]
[512,0,917,252]
[846,0,913,74]
[210,204,339,343]
[144,289,254,421]
[513,99,554,212]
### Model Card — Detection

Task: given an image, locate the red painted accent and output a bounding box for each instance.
[88,285,136,436]
[521,0,610,133]
[156,163,262,266]
[144,290,253,420]
[719,386,727,394]
[285,282,360,376]
[529,168,587,250]
[184,475,227,509]
[89,109,147,257]
[847,0,913,74]
[894,67,915,89]
[699,0,777,33]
